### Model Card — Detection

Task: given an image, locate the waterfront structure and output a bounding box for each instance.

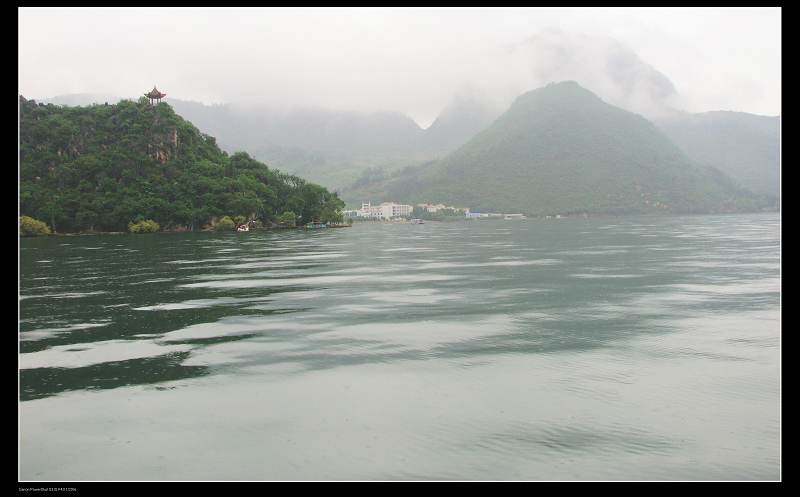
[355,202,413,220]
[466,212,505,219]
[417,203,447,213]
[418,203,468,214]
[382,202,412,219]
[342,209,360,220]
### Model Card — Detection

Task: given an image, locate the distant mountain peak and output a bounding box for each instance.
[422,90,502,154]
[509,30,682,119]
[354,81,764,216]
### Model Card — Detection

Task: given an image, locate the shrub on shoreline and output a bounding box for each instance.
[277,211,297,227]
[19,216,51,236]
[215,216,235,231]
[128,219,160,233]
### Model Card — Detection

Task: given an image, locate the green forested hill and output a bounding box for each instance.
[356,81,765,215]
[655,111,779,199]
[19,96,344,232]
[42,93,500,190]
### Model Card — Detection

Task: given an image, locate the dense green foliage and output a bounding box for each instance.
[655,111,779,200]
[128,219,160,233]
[43,93,497,190]
[318,202,344,224]
[411,206,465,221]
[214,216,235,231]
[355,82,765,216]
[19,96,344,233]
[19,216,51,236]
[277,211,297,227]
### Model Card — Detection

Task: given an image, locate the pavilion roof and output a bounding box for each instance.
[144,86,166,98]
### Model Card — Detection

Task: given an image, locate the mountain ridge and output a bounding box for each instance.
[38,89,780,205]
[655,110,779,199]
[38,92,502,189]
[344,81,767,215]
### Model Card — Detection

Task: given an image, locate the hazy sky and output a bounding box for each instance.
[19,7,780,127]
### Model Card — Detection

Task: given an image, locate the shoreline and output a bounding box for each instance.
[20,209,780,237]
[19,225,352,237]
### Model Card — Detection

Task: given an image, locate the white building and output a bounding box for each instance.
[417,203,447,213]
[418,203,468,214]
[342,209,360,219]
[357,202,413,220]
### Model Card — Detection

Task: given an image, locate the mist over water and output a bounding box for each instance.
[19,213,779,480]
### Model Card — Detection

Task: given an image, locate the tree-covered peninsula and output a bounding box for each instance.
[19,96,344,233]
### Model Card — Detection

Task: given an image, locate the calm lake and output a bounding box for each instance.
[19,213,780,480]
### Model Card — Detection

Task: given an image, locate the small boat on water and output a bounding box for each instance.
[304,222,328,229]
[237,224,249,232]
[411,218,425,224]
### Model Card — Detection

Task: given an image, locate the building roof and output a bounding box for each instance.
[144,86,166,99]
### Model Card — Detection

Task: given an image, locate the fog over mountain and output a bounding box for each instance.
[24,8,779,193]
[503,30,683,119]
[22,8,779,123]
[38,91,502,188]
[36,29,707,123]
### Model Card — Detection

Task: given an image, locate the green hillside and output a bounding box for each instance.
[19,96,344,233]
[43,93,499,190]
[362,81,764,215]
[655,111,779,199]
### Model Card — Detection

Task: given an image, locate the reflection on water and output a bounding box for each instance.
[19,213,779,480]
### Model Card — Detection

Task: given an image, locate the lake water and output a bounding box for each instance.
[19,213,780,480]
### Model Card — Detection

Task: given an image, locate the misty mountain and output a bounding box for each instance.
[420,90,502,154]
[655,111,780,199]
[346,81,764,215]
[508,30,683,119]
[39,92,500,189]
[35,30,715,194]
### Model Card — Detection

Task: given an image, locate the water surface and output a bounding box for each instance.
[19,214,780,480]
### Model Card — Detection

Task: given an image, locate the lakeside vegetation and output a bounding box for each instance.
[410,206,466,222]
[19,96,344,234]
[128,218,160,233]
[19,216,51,236]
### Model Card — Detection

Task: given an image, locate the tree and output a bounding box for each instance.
[215,216,235,231]
[19,97,347,233]
[277,211,296,227]
[19,216,51,236]
[128,219,160,233]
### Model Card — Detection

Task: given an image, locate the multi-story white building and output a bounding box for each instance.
[383,202,412,218]
[360,202,384,219]
[356,202,413,220]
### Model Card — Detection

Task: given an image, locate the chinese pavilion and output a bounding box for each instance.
[144,86,166,105]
